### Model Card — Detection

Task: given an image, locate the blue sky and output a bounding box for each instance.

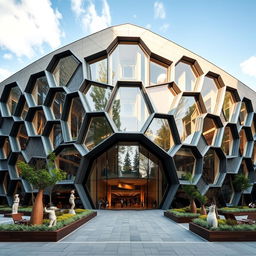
[0,0,256,90]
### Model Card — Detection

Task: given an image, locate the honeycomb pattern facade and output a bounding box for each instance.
[0,24,256,209]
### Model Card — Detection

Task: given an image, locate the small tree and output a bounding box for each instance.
[17,153,66,225]
[195,192,207,215]
[233,174,252,206]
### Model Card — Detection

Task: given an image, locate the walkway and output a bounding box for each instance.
[1,210,256,255]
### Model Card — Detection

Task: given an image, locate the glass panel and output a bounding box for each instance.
[21,101,28,120]
[203,117,217,145]
[89,58,108,83]
[221,175,234,204]
[17,124,28,150]
[84,85,111,111]
[52,92,65,119]
[150,61,167,85]
[7,86,22,115]
[201,76,219,113]
[202,149,219,184]
[146,85,174,113]
[32,110,46,135]
[84,116,113,150]
[221,126,233,155]
[86,142,167,209]
[174,96,200,143]
[53,55,79,87]
[3,138,11,158]
[145,118,174,151]
[109,44,147,85]
[109,87,149,131]
[32,76,49,105]
[56,147,81,180]
[175,62,197,91]
[239,102,247,125]
[222,91,235,122]
[173,148,195,180]
[239,129,247,156]
[50,124,63,149]
[68,97,85,140]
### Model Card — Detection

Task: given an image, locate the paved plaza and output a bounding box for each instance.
[1,210,256,255]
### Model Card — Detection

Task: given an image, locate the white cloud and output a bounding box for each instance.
[160,23,170,32]
[71,0,111,34]
[0,68,13,82]
[3,53,13,60]
[240,56,256,77]
[154,1,166,19]
[0,0,63,58]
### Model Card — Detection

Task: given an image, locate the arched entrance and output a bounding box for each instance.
[85,142,168,209]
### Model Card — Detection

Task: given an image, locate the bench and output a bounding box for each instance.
[12,213,30,225]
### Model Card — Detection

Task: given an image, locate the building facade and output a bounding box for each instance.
[0,24,256,209]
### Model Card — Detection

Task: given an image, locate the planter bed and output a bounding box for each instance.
[164,211,199,223]
[189,222,256,242]
[0,211,97,242]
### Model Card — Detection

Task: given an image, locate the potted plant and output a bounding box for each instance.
[17,153,66,225]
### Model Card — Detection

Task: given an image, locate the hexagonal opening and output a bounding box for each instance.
[15,154,25,177]
[56,146,82,181]
[252,142,256,164]
[173,95,201,143]
[239,160,249,177]
[85,142,168,209]
[201,75,220,114]
[108,86,150,131]
[239,128,248,156]
[146,84,176,114]
[3,172,10,193]
[0,137,11,159]
[202,117,218,145]
[88,57,108,84]
[239,101,248,125]
[145,118,175,151]
[17,124,28,150]
[84,116,113,150]
[173,147,196,180]
[83,83,112,111]
[150,59,168,85]
[6,85,22,115]
[52,55,79,87]
[19,100,29,120]
[109,43,148,85]
[222,90,236,122]
[221,175,234,205]
[221,126,234,156]
[32,109,46,135]
[175,61,198,91]
[202,148,220,185]
[49,123,63,149]
[67,96,85,140]
[51,91,66,119]
[31,76,49,105]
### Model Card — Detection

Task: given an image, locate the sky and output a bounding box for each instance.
[0,0,256,90]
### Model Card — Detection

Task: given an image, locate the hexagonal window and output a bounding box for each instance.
[51,91,66,119]
[221,126,234,155]
[201,76,220,113]
[52,55,79,87]
[239,101,248,125]
[173,147,196,180]
[0,137,11,159]
[31,76,49,105]
[150,59,168,85]
[56,147,81,180]
[252,142,256,164]
[109,87,149,131]
[109,44,148,86]
[221,175,234,205]
[146,84,175,114]
[222,91,236,122]
[239,128,247,156]
[67,97,85,140]
[145,118,174,151]
[251,118,256,137]
[89,57,108,83]
[175,61,198,91]
[3,172,10,193]
[202,117,218,145]
[32,110,46,135]
[202,149,219,185]
[85,142,168,209]
[84,116,113,150]
[15,154,25,177]
[49,124,63,149]
[20,101,29,120]
[239,160,249,177]
[173,96,201,143]
[7,86,22,115]
[83,84,112,111]
[17,124,28,150]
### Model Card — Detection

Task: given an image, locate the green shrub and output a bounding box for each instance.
[168,209,200,217]
[219,207,256,213]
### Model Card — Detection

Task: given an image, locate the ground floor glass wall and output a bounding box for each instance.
[86,142,168,209]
